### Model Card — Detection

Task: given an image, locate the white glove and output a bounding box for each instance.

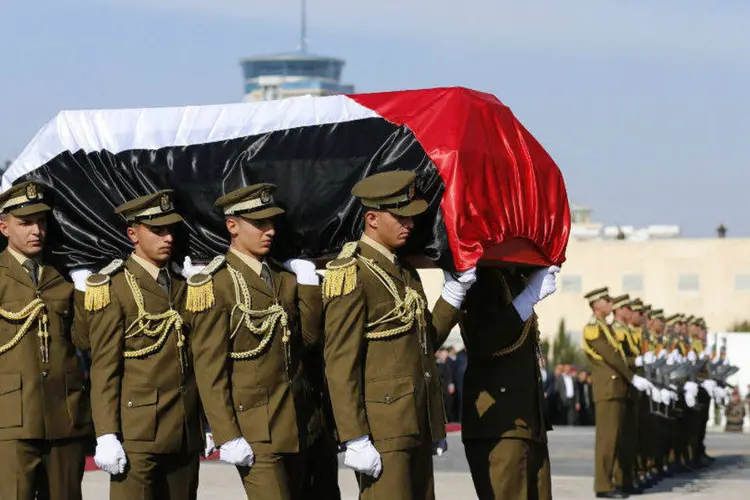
[511,266,560,321]
[701,379,717,394]
[643,351,656,365]
[220,437,254,467]
[94,434,127,475]
[344,436,382,478]
[699,351,707,360]
[204,432,216,458]
[441,268,477,309]
[177,256,206,279]
[670,390,679,402]
[660,388,672,404]
[687,350,697,363]
[685,391,697,408]
[283,259,320,286]
[713,387,726,403]
[684,381,699,397]
[657,349,667,360]
[69,269,94,292]
[635,356,644,367]
[651,388,662,403]
[631,375,653,393]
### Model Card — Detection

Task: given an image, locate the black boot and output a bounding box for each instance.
[597,490,631,499]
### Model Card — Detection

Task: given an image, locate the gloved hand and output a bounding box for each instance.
[643,351,656,365]
[657,349,667,360]
[712,387,726,404]
[94,434,127,475]
[344,436,382,478]
[687,350,697,363]
[177,256,206,279]
[635,356,644,367]
[441,268,477,309]
[701,379,718,394]
[511,266,560,321]
[651,388,662,404]
[69,269,94,292]
[660,388,673,404]
[283,259,320,286]
[698,351,707,360]
[220,437,254,467]
[684,381,699,397]
[670,390,679,402]
[204,432,216,458]
[631,375,653,393]
[685,391,697,408]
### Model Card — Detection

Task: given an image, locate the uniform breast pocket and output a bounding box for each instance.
[121,386,158,441]
[65,371,91,428]
[0,373,22,429]
[364,376,419,441]
[233,387,270,443]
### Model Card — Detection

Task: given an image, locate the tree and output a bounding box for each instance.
[550,319,588,369]
[729,320,750,332]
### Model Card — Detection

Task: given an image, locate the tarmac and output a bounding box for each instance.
[81,426,750,499]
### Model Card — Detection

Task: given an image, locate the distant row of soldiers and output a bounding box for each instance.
[0,173,562,500]
[583,287,736,499]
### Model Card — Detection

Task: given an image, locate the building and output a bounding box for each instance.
[239,1,354,102]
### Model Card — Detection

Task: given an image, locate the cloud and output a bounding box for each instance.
[100,0,750,64]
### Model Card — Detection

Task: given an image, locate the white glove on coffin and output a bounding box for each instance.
[283,259,320,286]
[685,391,697,408]
[687,350,697,363]
[69,269,94,292]
[441,268,477,308]
[95,434,127,475]
[344,435,382,478]
[512,266,561,321]
[643,351,656,365]
[204,432,216,458]
[177,256,206,279]
[684,381,699,398]
[635,356,644,367]
[220,437,254,467]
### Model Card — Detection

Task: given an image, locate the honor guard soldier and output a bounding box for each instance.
[84,190,203,499]
[322,171,476,500]
[188,184,324,500]
[582,288,653,499]
[459,265,559,500]
[0,182,93,500]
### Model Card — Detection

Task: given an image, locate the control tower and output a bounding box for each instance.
[240,0,355,101]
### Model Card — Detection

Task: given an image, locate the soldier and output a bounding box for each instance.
[188,183,324,499]
[84,190,203,499]
[459,265,559,500]
[322,171,475,500]
[582,287,653,499]
[0,181,93,500]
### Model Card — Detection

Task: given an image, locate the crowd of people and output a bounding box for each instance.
[542,363,596,427]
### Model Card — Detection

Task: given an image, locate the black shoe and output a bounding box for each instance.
[624,485,644,495]
[596,490,630,499]
[703,453,716,462]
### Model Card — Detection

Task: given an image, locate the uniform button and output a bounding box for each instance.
[500,387,506,393]
[42,371,48,377]
[611,375,617,380]
[424,372,431,380]
[238,404,244,411]
[127,401,133,408]
[385,395,391,403]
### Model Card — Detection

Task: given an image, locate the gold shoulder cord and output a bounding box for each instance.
[358,257,428,352]
[226,266,291,372]
[122,270,186,372]
[491,271,533,358]
[583,319,626,363]
[0,299,50,363]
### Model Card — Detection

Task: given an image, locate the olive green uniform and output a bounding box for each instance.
[0,249,93,500]
[323,239,461,500]
[460,267,551,500]
[85,256,203,499]
[583,315,635,495]
[189,251,324,499]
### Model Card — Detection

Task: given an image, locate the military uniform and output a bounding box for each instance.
[460,267,551,500]
[189,184,324,499]
[323,171,462,500]
[84,191,203,499]
[0,181,93,500]
[582,288,636,498]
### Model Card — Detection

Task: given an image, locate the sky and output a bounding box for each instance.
[1,0,749,237]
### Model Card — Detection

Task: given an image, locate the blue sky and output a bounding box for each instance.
[2,0,749,236]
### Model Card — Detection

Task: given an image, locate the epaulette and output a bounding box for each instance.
[323,242,359,299]
[185,255,226,313]
[583,316,600,341]
[84,259,125,311]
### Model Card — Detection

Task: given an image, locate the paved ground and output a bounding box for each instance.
[82,427,750,499]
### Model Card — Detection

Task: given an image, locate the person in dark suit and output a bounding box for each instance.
[436,349,457,422]
[576,369,594,426]
[556,364,579,425]
[541,362,556,429]
[454,347,468,422]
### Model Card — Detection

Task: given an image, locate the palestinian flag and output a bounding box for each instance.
[3,87,570,275]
